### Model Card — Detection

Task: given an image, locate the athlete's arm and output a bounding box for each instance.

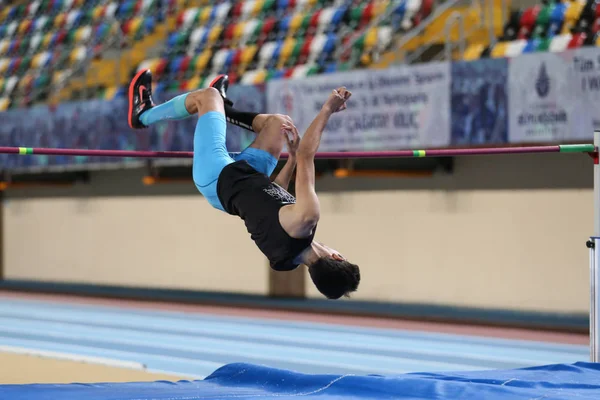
[279,88,351,238]
[273,126,299,190]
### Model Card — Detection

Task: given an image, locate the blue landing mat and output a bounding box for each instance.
[2,362,600,400]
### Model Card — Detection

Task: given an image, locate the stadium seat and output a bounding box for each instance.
[549,32,572,51]
[562,0,584,34]
[490,41,509,58]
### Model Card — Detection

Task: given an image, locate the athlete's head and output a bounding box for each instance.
[308,256,360,300]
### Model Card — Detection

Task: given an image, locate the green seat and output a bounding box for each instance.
[250,20,264,44]
[537,37,551,52]
[262,0,276,13]
[18,37,30,55]
[289,37,303,65]
[306,64,319,76]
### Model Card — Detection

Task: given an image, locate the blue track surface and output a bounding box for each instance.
[0,297,596,399]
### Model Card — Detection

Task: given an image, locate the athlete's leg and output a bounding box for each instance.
[187,88,234,211]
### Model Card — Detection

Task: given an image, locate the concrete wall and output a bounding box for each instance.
[3,152,594,313]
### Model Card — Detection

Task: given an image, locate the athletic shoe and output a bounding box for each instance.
[128,69,155,129]
[209,74,234,106]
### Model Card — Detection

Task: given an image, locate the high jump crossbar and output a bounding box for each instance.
[2,140,600,363]
[0,144,595,159]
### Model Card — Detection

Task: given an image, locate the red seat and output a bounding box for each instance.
[155,58,168,76]
[593,18,600,34]
[231,49,243,66]
[518,6,540,39]
[232,2,244,18]
[179,55,191,72]
[56,30,67,45]
[224,22,236,42]
[259,17,277,42]
[361,1,375,26]
[310,10,322,28]
[568,32,587,48]
[421,0,434,18]
[176,11,185,28]
[300,35,313,57]
[228,71,238,84]
[284,67,294,78]
[122,19,133,35]
[134,0,143,15]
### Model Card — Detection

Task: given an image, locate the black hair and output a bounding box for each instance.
[308,258,360,300]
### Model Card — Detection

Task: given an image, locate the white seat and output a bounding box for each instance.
[189,27,208,52]
[292,64,311,79]
[549,34,572,52]
[182,8,199,30]
[66,10,81,29]
[318,7,335,33]
[105,2,119,19]
[377,26,393,51]
[241,19,259,46]
[28,0,41,17]
[308,34,326,63]
[504,39,527,57]
[242,0,256,19]
[35,16,48,32]
[257,41,278,68]
[215,3,232,24]
[211,48,230,74]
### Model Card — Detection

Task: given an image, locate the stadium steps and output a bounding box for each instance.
[52,16,174,102]
[373,0,507,67]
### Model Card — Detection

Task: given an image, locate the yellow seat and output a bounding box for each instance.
[31,53,42,69]
[463,43,484,61]
[42,32,53,49]
[253,69,267,84]
[490,41,508,58]
[241,45,258,65]
[561,1,584,34]
[0,8,10,23]
[18,20,30,35]
[0,40,8,55]
[103,86,118,100]
[19,74,33,90]
[200,7,212,24]
[0,97,9,111]
[252,0,264,16]
[187,76,202,89]
[0,59,9,74]
[69,47,86,65]
[364,27,378,51]
[129,17,143,38]
[373,0,388,17]
[208,25,222,44]
[54,12,67,28]
[92,5,104,21]
[195,49,212,71]
[288,13,304,36]
[75,26,91,43]
[277,37,296,67]
[234,21,247,41]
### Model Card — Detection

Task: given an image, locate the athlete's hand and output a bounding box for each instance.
[323,87,352,114]
[281,123,300,157]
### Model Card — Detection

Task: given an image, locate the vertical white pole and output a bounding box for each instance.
[592,131,600,362]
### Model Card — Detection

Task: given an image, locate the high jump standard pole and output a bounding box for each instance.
[591,131,600,362]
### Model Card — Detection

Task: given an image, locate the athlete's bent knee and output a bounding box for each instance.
[186,87,224,116]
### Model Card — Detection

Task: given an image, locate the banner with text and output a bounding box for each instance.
[267,62,451,151]
[508,48,600,143]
